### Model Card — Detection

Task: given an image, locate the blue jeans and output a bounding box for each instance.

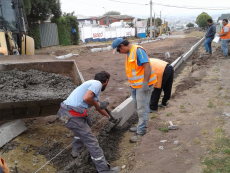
[221,39,229,56]
[204,38,213,54]
[131,86,153,135]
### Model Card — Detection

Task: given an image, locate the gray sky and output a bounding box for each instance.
[61,0,230,19]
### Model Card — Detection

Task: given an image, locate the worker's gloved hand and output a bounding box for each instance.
[99,101,109,109]
[142,82,149,92]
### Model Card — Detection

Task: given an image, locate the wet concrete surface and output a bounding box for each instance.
[0,69,76,102]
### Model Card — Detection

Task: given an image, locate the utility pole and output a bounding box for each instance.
[154,13,156,40]
[150,0,153,39]
[103,7,108,27]
[160,11,161,22]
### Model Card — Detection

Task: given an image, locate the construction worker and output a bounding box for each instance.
[149,58,174,112]
[57,71,120,173]
[112,38,157,143]
[0,157,9,173]
[219,19,230,58]
[204,19,216,55]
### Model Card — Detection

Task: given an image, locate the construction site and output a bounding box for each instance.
[1,0,230,173]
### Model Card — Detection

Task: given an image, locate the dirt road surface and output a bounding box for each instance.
[0,32,207,173]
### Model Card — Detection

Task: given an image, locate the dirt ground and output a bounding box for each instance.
[0,31,209,173]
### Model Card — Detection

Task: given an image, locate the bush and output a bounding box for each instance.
[28,24,41,49]
[186,23,194,27]
[52,16,79,46]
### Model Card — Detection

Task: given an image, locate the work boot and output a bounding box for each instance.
[158,104,166,108]
[108,166,121,173]
[129,133,143,143]
[71,148,84,158]
[219,55,227,59]
[150,109,157,113]
[130,127,137,132]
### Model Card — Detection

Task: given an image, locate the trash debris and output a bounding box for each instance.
[174,141,179,145]
[122,165,126,169]
[160,140,167,143]
[159,146,164,150]
[222,112,230,117]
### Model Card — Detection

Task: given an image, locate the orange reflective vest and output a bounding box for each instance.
[220,24,230,39]
[150,58,168,89]
[125,45,157,89]
[0,157,9,173]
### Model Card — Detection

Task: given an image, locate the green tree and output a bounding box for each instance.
[103,11,120,16]
[137,18,142,21]
[23,0,62,22]
[147,17,162,26]
[186,23,195,27]
[196,12,212,28]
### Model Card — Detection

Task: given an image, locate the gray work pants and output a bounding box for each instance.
[65,116,110,173]
[131,86,153,135]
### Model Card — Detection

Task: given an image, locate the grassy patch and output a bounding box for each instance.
[194,137,201,144]
[218,86,223,90]
[207,100,214,108]
[202,129,208,135]
[201,127,230,173]
[150,114,156,119]
[180,105,185,109]
[158,127,169,132]
[166,112,174,116]
[188,103,191,105]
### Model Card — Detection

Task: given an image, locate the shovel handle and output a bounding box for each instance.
[105,108,115,120]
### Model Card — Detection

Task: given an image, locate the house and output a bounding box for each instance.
[97,15,134,26]
[75,14,99,25]
[217,13,230,25]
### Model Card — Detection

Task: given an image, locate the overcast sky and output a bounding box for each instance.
[61,0,230,20]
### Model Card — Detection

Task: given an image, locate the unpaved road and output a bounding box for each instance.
[0,32,205,173]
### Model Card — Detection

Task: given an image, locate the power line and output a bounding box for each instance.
[109,0,146,5]
[109,0,230,10]
[152,2,230,10]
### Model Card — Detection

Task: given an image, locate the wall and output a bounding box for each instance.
[80,25,135,43]
[137,27,146,38]
[39,23,59,48]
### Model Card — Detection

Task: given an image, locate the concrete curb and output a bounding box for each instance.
[113,37,205,127]
[0,120,27,148]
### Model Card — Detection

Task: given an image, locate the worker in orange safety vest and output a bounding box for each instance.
[0,157,9,173]
[219,19,230,58]
[149,58,174,112]
[112,38,157,143]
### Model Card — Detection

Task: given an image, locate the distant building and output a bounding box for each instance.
[217,13,230,26]
[97,15,134,26]
[75,14,99,25]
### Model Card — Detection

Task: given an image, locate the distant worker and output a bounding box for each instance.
[57,71,120,173]
[149,58,174,112]
[0,157,9,173]
[112,38,157,143]
[204,19,216,55]
[219,19,230,58]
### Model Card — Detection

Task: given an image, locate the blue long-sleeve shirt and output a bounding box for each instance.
[205,24,216,39]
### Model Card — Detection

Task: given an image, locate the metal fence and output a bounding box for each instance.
[39,23,59,48]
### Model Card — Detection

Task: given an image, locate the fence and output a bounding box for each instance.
[79,25,136,43]
[39,23,59,48]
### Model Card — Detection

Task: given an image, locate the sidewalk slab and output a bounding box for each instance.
[0,120,27,148]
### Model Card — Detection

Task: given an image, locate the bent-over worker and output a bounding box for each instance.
[57,71,120,173]
[149,58,174,112]
[112,38,157,143]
